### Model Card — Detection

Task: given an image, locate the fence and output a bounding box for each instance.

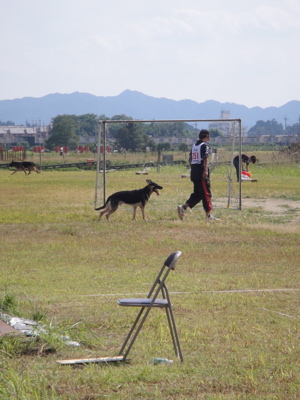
[0,147,26,162]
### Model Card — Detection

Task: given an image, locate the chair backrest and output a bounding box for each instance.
[164,251,182,270]
[147,251,182,299]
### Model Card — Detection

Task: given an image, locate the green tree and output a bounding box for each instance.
[157,142,172,151]
[285,122,300,135]
[178,143,189,152]
[75,113,99,136]
[248,119,284,136]
[0,120,15,126]
[144,122,192,138]
[108,115,133,137]
[45,115,79,150]
[209,128,223,138]
[114,122,155,151]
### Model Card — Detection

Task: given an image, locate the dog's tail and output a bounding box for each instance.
[95,205,105,211]
[95,200,109,211]
[95,196,111,211]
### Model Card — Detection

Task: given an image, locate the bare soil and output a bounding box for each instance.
[215,197,300,220]
[242,197,300,213]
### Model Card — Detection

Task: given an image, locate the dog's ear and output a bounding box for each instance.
[146,179,152,184]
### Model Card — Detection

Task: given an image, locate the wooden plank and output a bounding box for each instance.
[0,320,19,336]
[56,356,128,365]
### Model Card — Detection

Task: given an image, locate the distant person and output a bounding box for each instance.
[59,146,64,156]
[177,129,219,221]
[233,154,256,182]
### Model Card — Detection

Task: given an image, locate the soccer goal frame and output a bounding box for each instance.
[94,118,243,210]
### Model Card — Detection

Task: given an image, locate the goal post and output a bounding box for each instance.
[94,118,243,211]
[227,121,243,209]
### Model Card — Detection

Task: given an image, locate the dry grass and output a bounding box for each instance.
[0,163,299,399]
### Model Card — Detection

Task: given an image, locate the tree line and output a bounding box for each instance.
[248,118,300,137]
[2,114,299,152]
[44,113,202,152]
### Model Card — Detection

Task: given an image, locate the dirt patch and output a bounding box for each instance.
[215,197,300,220]
[241,198,300,214]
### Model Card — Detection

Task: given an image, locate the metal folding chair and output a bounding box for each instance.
[117,251,183,362]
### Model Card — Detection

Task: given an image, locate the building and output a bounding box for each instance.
[208,110,248,138]
[208,110,233,136]
[0,125,50,146]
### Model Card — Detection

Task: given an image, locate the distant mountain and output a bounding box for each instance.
[0,90,299,130]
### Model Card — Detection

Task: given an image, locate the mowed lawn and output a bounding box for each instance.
[0,162,299,400]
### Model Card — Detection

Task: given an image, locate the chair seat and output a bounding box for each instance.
[118,298,168,307]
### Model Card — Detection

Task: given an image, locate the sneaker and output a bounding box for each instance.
[206,214,220,221]
[177,205,185,220]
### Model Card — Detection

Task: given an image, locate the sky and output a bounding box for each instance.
[1,0,300,108]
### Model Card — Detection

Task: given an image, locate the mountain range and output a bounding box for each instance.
[0,90,299,130]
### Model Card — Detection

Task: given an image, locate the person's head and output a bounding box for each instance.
[199,129,210,141]
[250,155,257,164]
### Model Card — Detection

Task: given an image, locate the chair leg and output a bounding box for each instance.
[119,305,158,361]
[165,307,183,361]
[162,285,183,361]
[119,307,183,362]
[118,307,145,359]
[165,308,177,354]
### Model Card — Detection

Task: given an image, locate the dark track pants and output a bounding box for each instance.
[185,178,212,213]
[233,158,240,182]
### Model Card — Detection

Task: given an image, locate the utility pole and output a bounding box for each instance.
[284,116,288,131]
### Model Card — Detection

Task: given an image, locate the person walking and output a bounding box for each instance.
[177,129,219,221]
[233,154,256,182]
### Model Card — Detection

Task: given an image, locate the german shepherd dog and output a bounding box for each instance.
[95,179,163,221]
[9,161,41,175]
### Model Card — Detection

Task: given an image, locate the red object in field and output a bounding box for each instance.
[241,171,251,178]
[13,146,23,152]
[98,146,111,153]
[34,146,44,153]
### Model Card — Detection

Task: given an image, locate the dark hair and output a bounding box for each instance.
[250,155,257,164]
[199,129,210,140]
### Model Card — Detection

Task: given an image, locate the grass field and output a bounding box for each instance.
[0,158,299,399]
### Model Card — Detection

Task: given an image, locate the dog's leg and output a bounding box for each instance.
[132,206,138,220]
[105,207,118,221]
[140,206,147,221]
[99,211,104,221]
[98,201,116,221]
[11,170,17,175]
[99,207,109,221]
